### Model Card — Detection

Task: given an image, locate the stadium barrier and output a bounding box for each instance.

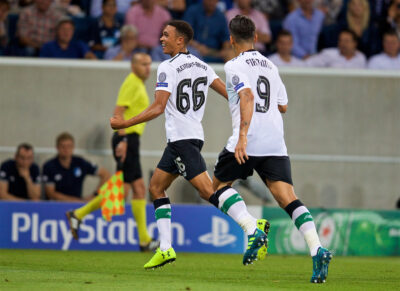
[1,201,399,256]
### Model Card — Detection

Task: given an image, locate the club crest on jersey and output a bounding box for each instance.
[156,72,168,87]
[232,75,239,85]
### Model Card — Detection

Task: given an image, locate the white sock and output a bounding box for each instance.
[155,204,171,251]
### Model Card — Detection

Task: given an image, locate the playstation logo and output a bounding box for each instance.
[198,216,236,247]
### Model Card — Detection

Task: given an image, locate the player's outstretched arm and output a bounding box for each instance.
[235,88,254,165]
[210,78,228,100]
[110,91,171,130]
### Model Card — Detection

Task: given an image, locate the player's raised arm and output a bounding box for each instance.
[110,90,170,130]
[210,78,228,100]
[235,88,254,165]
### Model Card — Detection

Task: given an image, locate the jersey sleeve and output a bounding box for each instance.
[206,65,219,86]
[80,158,98,176]
[42,162,55,185]
[225,62,251,94]
[276,75,288,105]
[155,62,176,93]
[0,162,9,182]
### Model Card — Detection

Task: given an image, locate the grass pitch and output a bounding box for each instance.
[0,250,399,290]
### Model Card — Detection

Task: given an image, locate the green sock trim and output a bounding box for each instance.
[295,212,313,229]
[155,208,171,220]
[220,193,243,214]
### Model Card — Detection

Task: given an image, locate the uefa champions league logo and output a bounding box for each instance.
[198,216,236,247]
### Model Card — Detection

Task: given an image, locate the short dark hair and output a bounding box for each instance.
[102,0,116,6]
[383,29,399,40]
[16,143,33,155]
[167,20,194,44]
[277,29,292,40]
[339,29,359,43]
[56,132,74,146]
[0,0,10,9]
[56,18,75,32]
[229,15,256,42]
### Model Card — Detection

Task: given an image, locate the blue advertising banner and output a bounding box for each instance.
[0,202,245,253]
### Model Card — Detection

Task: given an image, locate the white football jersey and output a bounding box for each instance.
[224,50,288,156]
[155,52,218,142]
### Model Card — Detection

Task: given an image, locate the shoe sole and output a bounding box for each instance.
[144,258,176,270]
[243,233,267,265]
[65,212,79,240]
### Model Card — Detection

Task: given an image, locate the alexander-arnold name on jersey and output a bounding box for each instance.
[176,62,208,73]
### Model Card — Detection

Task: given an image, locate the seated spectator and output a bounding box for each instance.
[8,0,33,14]
[315,0,343,25]
[54,0,85,17]
[42,132,110,202]
[104,24,145,61]
[0,0,10,55]
[386,0,400,39]
[125,0,171,51]
[226,0,271,54]
[306,29,366,68]
[17,0,64,56]
[268,30,304,67]
[0,143,41,201]
[344,0,380,56]
[183,0,230,62]
[40,18,97,59]
[157,0,186,19]
[90,0,134,18]
[89,0,123,58]
[368,30,400,69]
[283,0,325,59]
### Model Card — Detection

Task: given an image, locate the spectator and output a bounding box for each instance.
[104,24,145,61]
[42,132,110,202]
[0,143,41,201]
[252,0,290,20]
[226,0,271,53]
[268,30,304,67]
[90,0,134,18]
[315,0,343,25]
[40,18,97,59]
[125,0,171,51]
[306,29,367,68]
[0,0,10,55]
[368,30,400,69]
[8,0,33,14]
[386,0,400,39]
[17,0,63,56]
[183,0,230,62]
[283,0,325,59]
[54,0,85,17]
[157,0,186,19]
[89,0,123,58]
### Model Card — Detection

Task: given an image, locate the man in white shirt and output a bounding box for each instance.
[213,15,332,283]
[368,30,400,69]
[110,20,267,269]
[306,29,367,68]
[268,29,304,67]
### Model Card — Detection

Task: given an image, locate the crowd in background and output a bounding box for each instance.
[0,0,399,68]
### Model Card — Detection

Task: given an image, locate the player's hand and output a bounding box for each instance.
[234,136,248,165]
[110,116,126,129]
[115,140,127,163]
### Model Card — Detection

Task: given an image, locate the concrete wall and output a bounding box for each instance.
[0,58,399,209]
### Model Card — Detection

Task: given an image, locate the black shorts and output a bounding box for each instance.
[112,132,142,183]
[157,139,207,181]
[214,148,293,185]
